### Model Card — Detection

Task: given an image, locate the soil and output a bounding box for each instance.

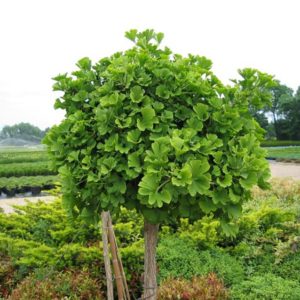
[0,162,299,214]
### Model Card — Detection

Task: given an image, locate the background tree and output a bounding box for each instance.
[0,122,45,142]
[44,29,275,299]
[269,82,294,140]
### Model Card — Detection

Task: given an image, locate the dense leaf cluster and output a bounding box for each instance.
[44,29,274,227]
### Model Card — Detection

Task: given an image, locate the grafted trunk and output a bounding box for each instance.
[143,220,159,300]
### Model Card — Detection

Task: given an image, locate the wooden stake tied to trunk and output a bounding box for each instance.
[101,211,130,300]
[101,212,114,300]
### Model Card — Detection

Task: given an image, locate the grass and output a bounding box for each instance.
[266,146,300,160]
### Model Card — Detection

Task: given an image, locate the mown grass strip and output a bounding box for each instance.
[266,146,300,160]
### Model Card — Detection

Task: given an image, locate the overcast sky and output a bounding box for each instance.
[0,0,299,129]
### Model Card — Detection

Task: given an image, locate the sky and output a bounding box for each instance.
[0,0,299,130]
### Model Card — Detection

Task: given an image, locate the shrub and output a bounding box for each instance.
[178,217,221,247]
[230,273,300,300]
[8,269,104,300]
[158,274,228,300]
[261,140,300,147]
[270,252,300,283]
[0,255,16,298]
[157,237,244,285]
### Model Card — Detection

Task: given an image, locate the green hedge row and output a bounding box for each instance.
[0,151,49,164]
[0,175,59,196]
[0,161,56,177]
[261,140,300,147]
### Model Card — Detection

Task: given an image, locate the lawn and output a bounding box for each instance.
[266,146,300,160]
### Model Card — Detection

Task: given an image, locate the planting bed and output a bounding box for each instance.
[0,148,58,198]
[0,175,58,197]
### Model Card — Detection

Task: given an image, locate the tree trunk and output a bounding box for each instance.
[143,220,159,300]
[101,211,114,300]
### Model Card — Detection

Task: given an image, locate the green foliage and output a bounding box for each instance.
[261,140,300,147]
[44,29,275,227]
[0,123,47,143]
[0,176,58,196]
[0,161,56,177]
[157,237,244,285]
[1,179,300,298]
[0,200,102,274]
[265,146,300,159]
[230,273,300,300]
[229,179,300,281]
[158,274,228,300]
[177,217,220,247]
[270,252,300,283]
[0,150,48,164]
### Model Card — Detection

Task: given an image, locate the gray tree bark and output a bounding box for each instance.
[143,220,159,300]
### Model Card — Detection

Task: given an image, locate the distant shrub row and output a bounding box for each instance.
[261,140,300,147]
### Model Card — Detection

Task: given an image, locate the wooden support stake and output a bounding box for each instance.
[101,211,114,300]
[108,214,125,300]
[109,215,131,300]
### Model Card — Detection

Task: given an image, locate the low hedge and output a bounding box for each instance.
[261,140,300,147]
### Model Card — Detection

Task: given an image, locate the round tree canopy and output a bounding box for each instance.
[44,29,275,232]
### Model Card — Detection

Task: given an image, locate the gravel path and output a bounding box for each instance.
[0,195,55,214]
[269,161,300,180]
[0,162,299,214]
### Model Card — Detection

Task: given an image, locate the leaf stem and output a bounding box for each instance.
[156,177,170,192]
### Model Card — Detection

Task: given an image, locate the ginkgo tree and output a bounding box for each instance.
[44,29,275,300]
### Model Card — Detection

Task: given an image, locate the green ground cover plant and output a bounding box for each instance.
[0,178,300,299]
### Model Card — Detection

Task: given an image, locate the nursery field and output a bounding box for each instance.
[0,148,58,198]
[266,146,300,160]
[1,178,300,299]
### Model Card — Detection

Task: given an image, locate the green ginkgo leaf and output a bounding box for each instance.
[128,150,142,170]
[130,85,144,103]
[137,106,157,131]
[172,164,192,187]
[127,130,141,144]
[149,189,171,207]
[199,198,217,213]
[193,103,209,121]
[239,172,257,190]
[212,189,228,204]
[138,174,159,196]
[156,85,171,99]
[227,204,242,219]
[188,173,211,196]
[217,174,232,188]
